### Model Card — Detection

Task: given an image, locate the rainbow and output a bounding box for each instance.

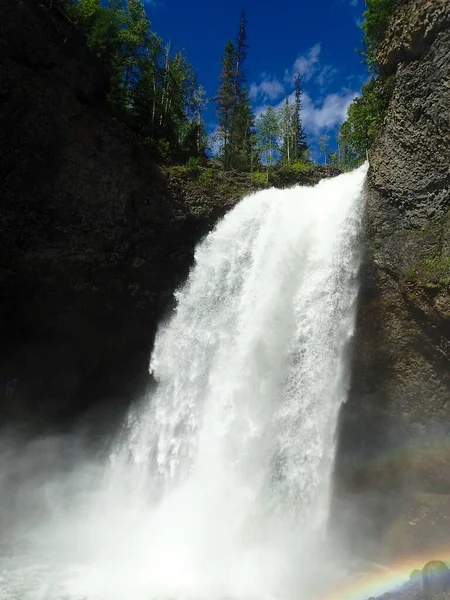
[322,548,450,600]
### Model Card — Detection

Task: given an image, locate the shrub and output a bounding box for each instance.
[268,162,313,188]
[362,0,400,69]
[339,76,395,168]
[250,172,268,187]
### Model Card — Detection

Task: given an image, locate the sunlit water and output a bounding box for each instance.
[0,166,367,600]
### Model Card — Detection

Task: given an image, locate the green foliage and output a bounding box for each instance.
[250,172,268,187]
[362,0,399,70]
[216,40,236,168]
[339,76,394,167]
[142,138,171,163]
[280,97,295,164]
[256,106,280,167]
[402,211,450,287]
[318,134,330,165]
[420,256,450,286]
[279,76,308,165]
[405,255,450,287]
[215,13,256,172]
[290,160,312,173]
[293,73,308,160]
[229,89,256,172]
[268,161,313,188]
[59,0,207,162]
[186,156,206,170]
[328,152,339,167]
[338,0,400,168]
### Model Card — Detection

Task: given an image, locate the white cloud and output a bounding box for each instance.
[264,88,358,136]
[301,90,359,134]
[283,44,336,91]
[249,76,285,102]
[291,43,322,82]
[350,0,358,6]
[250,44,360,142]
[316,65,338,90]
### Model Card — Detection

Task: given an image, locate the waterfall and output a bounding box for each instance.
[0,165,367,600]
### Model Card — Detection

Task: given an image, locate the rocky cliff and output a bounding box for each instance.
[334,0,450,563]
[0,0,231,428]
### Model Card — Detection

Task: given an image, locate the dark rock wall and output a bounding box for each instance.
[0,0,212,428]
[334,0,450,561]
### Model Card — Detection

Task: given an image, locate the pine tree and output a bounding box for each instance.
[230,88,256,171]
[293,73,308,161]
[233,11,248,118]
[216,40,236,168]
[231,12,256,171]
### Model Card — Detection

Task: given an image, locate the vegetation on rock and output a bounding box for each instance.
[339,0,401,166]
[58,0,207,163]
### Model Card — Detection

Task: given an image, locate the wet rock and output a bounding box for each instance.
[410,569,422,584]
[334,0,450,560]
[422,561,450,597]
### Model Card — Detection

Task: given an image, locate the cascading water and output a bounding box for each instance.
[0,165,367,600]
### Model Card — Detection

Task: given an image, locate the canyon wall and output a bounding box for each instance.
[335,0,450,562]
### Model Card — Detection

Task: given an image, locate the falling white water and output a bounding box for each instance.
[0,165,367,600]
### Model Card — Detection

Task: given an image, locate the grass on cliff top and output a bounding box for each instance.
[166,160,325,197]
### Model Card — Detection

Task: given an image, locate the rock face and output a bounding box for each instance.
[334,0,450,561]
[422,561,450,597]
[0,0,224,427]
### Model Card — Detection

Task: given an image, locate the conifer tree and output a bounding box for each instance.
[233,11,248,118]
[230,88,256,171]
[230,12,256,171]
[216,40,236,168]
[215,12,256,171]
[293,73,308,161]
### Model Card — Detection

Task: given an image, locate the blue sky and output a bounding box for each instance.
[146,0,368,157]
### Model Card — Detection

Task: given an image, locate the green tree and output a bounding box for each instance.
[280,97,295,164]
[362,0,399,70]
[249,132,261,172]
[256,106,280,167]
[232,11,248,118]
[59,0,204,162]
[230,12,255,171]
[338,0,398,169]
[230,88,256,171]
[293,73,308,160]
[339,77,394,167]
[318,134,330,164]
[188,85,208,156]
[328,152,339,167]
[215,12,256,171]
[216,40,236,168]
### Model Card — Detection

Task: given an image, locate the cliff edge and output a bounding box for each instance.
[335,0,450,562]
